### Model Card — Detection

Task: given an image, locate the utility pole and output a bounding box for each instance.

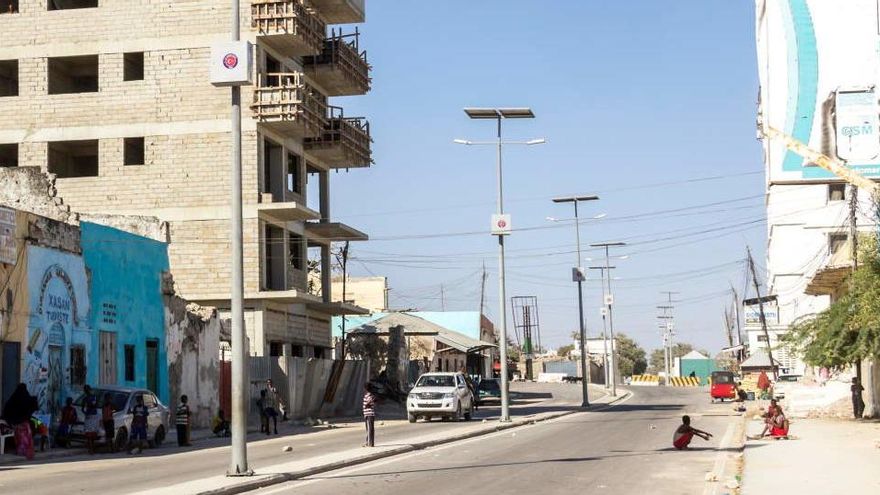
[657,306,674,384]
[227,0,249,476]
[332,242,350,358]
[849,185,862,383]
[479,262,487,316]
[591,242,626,397]
[747,247,777,380]
[589,266,613,389]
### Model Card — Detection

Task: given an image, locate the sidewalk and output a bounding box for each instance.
[131,389,628,495]
[742,417,880,494]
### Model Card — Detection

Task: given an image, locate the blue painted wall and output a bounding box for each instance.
[80,223,170,404]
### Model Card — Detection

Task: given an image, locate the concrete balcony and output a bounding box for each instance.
[309,0,365,24]
[251,0,326,56]
[805,240,853,296]
[303,30,370,96]
[256,193,320,223]
[303,106,371,169]
[251,72,328,139]
[304,221,368,244]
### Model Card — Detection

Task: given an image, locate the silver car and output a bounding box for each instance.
[407,372,475,423]
[70,386,170,450]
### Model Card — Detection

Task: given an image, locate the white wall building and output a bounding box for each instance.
[755,0,879,374]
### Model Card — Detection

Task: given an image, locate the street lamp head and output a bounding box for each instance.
[526,138,546,145]
[545,216,558,222]
[617,255,630,260]
[463,107,535,119]
[590,241,627,248]
[552,195,600,203]
[593,213,607,219]
[452,139,472,145]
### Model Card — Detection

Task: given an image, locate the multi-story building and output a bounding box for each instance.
[755,0,878,375]
[0,0,371,359]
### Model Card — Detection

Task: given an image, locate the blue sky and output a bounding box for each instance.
[328,1,766,355]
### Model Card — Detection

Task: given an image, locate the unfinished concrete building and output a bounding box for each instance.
[0,0,371,358]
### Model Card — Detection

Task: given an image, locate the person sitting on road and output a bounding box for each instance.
[673,415,712,450]
[212,409,231,437]
[767,405,789,439]
[758,399,778,438]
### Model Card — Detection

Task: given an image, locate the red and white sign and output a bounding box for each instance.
[210,41,253,87]
[491,214,511,235]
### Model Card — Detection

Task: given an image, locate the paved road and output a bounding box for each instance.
[0,383,592,495]
[255,387,740,495]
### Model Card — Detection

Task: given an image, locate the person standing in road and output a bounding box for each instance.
[851,377,865,419]
[175,394,192,447]
[128,395,149,454]
[757,371,771,400]
[362,384,377,447]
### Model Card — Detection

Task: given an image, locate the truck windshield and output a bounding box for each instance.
[416,375,455,387]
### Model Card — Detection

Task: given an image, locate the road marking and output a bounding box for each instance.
[702,417,738,495]
[256,393,637,494]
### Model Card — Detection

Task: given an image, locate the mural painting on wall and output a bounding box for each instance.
[25,246,90,417]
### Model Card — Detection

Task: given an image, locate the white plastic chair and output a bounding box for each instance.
[0,420,13,455]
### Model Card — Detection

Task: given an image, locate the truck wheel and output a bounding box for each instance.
[408,413,416,423]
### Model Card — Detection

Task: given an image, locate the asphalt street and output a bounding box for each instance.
[255,387,740,495]
[0,382,592,495]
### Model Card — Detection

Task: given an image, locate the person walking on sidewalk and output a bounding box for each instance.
[128,395,149,454]
[102,392,116,453]
[82,384,100,455]
[362,384,377,447]
[265,380,280,434]
[175,394,192,446]
[851,377,865,419]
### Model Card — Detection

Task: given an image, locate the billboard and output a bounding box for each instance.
[744,301,779,326]
[756,0,880,183]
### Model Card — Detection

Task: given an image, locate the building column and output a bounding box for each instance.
[319,170,330,222]
[321,244,331,303]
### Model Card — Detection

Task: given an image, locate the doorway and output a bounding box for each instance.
[47,346,63,418]
[146,339,158,395]
[99,331,117,385]
[1,342,20,406]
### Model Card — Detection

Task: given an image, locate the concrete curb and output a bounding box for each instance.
[196,391,633,495]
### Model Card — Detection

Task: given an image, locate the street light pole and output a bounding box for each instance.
[589,266,612,389]
[457,107,544,422]
[591,242,626,397]
[228,0,250,476]
[552,195,599,408]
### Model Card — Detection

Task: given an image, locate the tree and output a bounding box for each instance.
[615,333,648,377]
[785,236,880,368]
[557,344,575,358]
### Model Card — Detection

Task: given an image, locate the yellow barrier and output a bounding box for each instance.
[668,376,701,387]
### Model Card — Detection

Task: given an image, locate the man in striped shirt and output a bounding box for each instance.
[362,384,377,447]
[176,394,192,447]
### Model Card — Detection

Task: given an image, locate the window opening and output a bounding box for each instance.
[123,52,144,81]
[48,55,99,94]
[124,137,144,166]
[48,0,98,11]
[0,60,18,96]
[0,143,17,167]
[124,344,135,381]
[48,140,98,178]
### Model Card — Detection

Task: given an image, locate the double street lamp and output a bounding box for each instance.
[455,107,545,422]
[552,195,599,407]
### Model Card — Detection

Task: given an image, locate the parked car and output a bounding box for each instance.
[69,386,170,450]
[773,374,802,399]
[476,378,502,405]
[407,372,475,423]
